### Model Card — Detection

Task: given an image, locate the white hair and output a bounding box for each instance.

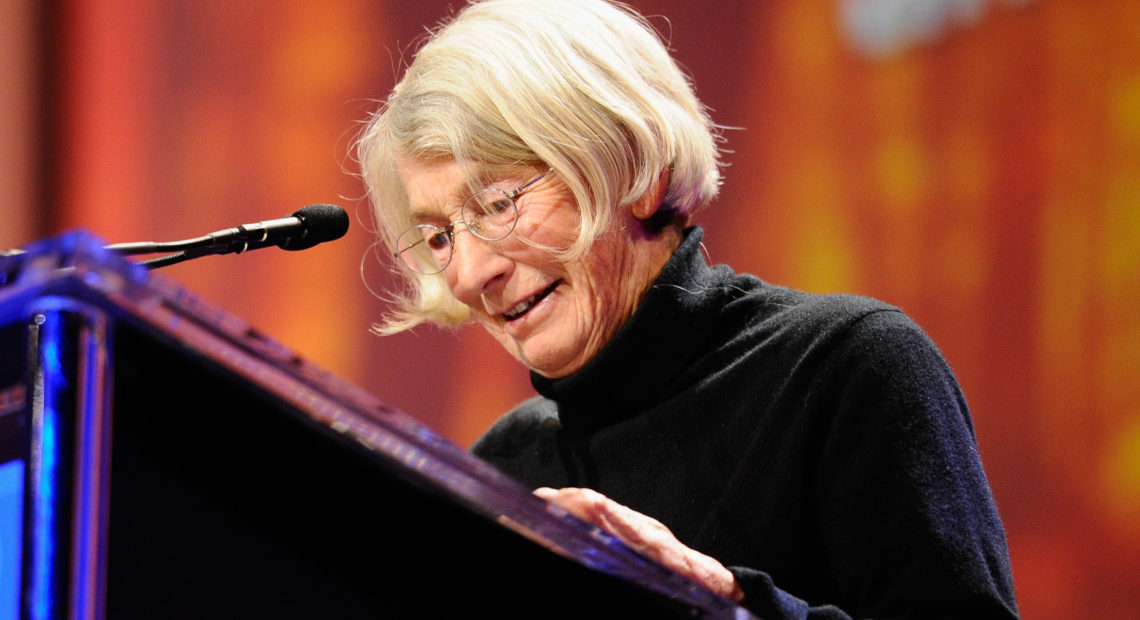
[357,0,723,333]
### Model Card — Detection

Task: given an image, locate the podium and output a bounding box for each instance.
[0,233,751,619]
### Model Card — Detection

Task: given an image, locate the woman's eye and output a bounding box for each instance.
[485,197,513,214]
[425,231,450,250]
[467,189,515,219]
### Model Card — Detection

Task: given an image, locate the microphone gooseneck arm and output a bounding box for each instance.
[104,204,349,270]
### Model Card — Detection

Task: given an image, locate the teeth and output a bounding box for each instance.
[503,281,559,321]
[505,295,539,320]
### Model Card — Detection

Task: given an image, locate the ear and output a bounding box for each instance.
[631,168,670,221]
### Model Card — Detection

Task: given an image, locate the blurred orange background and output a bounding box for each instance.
[2,1,1137,617]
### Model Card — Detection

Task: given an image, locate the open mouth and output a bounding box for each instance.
[503,280,561,321]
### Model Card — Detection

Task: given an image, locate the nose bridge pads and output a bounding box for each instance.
[458,218,505,255]
[449,223,492,268]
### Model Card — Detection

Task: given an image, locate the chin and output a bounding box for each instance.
[517,345,579,378]
[496,324,587,377]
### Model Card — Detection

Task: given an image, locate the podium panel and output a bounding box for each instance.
[0,233,751,619]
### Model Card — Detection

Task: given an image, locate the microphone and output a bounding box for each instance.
[106,204,349,269]
[212,203,349,253]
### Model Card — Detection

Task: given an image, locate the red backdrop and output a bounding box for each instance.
[2,1,1138,617]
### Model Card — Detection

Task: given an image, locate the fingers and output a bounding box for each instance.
[533,487,616,529]
[534,486,664,547]
[533,487,744,603]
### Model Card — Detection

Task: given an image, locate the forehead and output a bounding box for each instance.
[396,157,542,220]
[395,157,480,220]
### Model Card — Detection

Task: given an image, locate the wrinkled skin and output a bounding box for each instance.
[397,158,741,602]
[535,487,744,603]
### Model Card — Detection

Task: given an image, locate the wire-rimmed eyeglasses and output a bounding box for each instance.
[393,169,550,275]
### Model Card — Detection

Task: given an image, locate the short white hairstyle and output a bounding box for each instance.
[357,0,723,333]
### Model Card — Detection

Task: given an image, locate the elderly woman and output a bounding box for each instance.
[356,0,1018,617]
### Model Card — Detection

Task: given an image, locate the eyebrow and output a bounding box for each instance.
[406,167,496,223]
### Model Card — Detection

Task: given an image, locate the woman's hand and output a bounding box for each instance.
[534,487,744,603]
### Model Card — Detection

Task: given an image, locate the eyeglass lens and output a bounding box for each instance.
[394,170,548,275]
[394,189,520,274]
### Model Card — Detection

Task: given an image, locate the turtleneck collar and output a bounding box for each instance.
[529,226,730,432]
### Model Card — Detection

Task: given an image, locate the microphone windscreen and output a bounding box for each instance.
[285,204,350,250]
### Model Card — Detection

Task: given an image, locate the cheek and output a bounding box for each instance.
[515,196,582,246]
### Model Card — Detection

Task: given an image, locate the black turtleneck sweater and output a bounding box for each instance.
[471,227,1018,619]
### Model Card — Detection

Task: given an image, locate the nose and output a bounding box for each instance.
[445,227,511,303]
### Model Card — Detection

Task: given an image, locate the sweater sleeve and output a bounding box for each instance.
[745,308,1017,619]
[727,566,849,619]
